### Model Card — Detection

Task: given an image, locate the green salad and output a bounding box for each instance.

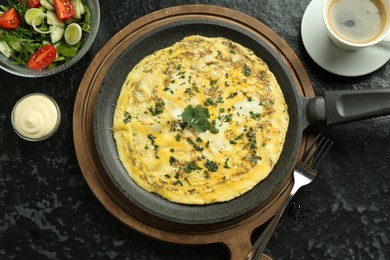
[0,0,91,70]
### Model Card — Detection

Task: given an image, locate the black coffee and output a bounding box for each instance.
[328,0,387,43]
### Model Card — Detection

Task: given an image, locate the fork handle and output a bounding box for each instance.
[246,186,297,260]
[246,204,286,260]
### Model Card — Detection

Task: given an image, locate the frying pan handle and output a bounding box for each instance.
[324,88,390,126]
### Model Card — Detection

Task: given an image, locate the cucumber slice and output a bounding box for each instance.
[71,0,85,19]
[47,10,65,27]
[48,0,54,4]
[78,2,85,15]
[24,8,44,26]
[50,26,65,43]
[0,41,12,58]
[8,41,22,52]
[42,40,51,45]
[40,0,55,11]
[64,23,82,45]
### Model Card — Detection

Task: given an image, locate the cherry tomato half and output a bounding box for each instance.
[18,0,41,8]
[28,45,57,70]
[54,0,74,21]
[0,8,21,29]
[27,0,41,8]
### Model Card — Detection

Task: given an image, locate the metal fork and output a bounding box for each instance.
[245,135,333,260]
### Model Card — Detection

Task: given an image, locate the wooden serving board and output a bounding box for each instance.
[73,5,315,260]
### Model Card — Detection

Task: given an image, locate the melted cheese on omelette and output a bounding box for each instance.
[112,35,289,205]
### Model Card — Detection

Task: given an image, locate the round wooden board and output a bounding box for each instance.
[73,5,315,260]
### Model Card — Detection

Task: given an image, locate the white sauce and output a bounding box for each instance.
[11,93,60,141]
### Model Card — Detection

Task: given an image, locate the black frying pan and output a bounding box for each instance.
[93,18,390,227]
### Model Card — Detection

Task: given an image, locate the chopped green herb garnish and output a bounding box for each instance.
[242,64,251,76]
[251,155,261,165]
[230,133,244,145]
[187,138,204,152]
[224,158,231,169]
[204,96,224,107]
[184,162,202,173]
[246,127,260,165]
[210,79,218,86]
[148,100,165,116]
[174,180,183,186]
[220,114,232,123]
[147,134,159,150]
[227,92,238,99]
[249,111,261,120]
[204,98,214,106]
[123,111,132,124]
[209,120,219,134]
[204,159,218,172]
[169,156,176,165]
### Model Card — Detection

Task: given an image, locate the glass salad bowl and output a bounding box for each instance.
[0,0,100,77]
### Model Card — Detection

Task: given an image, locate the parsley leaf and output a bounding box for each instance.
[181,105,211,132]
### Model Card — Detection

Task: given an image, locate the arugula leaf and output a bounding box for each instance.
[56,42,81,57]
[181,105,211,132]
[80,5,91,32]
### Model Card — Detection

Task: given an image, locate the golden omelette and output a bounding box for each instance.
[112,35,289,205]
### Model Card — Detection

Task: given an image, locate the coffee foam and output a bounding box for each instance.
[328,0,387,44]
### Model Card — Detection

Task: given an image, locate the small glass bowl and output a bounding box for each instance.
[0,0,100,78]
[11,93,61,141]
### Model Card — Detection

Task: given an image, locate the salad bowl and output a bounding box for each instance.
[0,0,100,77]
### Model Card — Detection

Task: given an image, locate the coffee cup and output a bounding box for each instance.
[323,0,390,51]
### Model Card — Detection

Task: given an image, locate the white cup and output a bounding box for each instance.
[323,0,390,51]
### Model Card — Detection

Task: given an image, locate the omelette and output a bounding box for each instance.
[112,35,289,205]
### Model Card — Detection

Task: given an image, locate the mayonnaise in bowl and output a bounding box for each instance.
[11,93,61,141]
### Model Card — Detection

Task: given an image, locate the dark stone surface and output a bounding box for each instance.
[0,0,389,259]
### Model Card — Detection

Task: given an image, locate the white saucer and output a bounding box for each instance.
[301,0,390,77]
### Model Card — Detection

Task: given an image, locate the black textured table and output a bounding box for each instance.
[1,0,389,259]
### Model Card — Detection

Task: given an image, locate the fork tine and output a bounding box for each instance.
[311,138,333,170]
[301,134,333,170]
[301,134,321,162]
